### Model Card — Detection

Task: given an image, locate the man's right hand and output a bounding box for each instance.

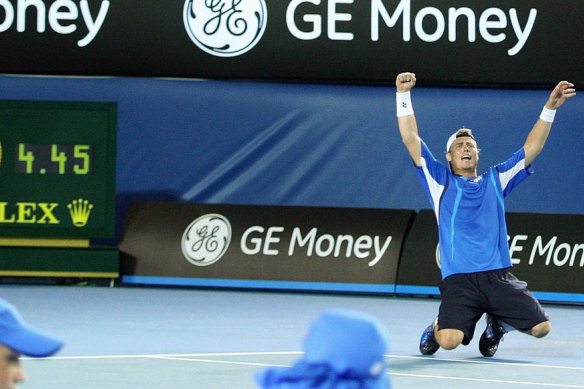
[396,72,416,92]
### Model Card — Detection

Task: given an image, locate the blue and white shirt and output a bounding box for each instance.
[416,140,533,279]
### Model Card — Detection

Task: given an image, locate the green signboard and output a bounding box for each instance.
[0,100,117,239]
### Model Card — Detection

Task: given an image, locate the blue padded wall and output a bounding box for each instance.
[1,75,581,242]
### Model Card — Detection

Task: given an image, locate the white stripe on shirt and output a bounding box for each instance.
[420,156,445,223]
[499,158,526,191]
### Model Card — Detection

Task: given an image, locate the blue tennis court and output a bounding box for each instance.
[2,283,583,388]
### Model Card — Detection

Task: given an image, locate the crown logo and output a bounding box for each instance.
[67,198,93,227]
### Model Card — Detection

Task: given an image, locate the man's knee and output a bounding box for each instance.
[436,329,464,350]
[529,321,551,338]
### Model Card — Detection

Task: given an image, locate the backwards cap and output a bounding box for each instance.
[0,298,63,357]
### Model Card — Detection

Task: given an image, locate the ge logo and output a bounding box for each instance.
[183,0,268,57]
[181,214,232,266]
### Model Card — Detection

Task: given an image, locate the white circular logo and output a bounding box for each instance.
[181,214,232,266]
[183,0,268,57]
[435,243,441,270]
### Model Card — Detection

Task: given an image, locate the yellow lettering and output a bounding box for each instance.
[0,203,16,223]
[37,203,59,224]
[16,202,36,223]
[0,202,61,224]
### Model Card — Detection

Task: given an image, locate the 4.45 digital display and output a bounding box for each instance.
[15,143,94,175]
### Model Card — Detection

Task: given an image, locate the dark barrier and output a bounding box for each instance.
[395,210,441,295]
[0,0,582,87]
[119,202,414,292]
[506,213,584,301]
[397,210,584,303]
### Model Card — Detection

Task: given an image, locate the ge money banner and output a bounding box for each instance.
[0,0,581,87]
[119,202,414,292]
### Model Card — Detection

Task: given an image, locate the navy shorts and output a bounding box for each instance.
[438,269,549,345]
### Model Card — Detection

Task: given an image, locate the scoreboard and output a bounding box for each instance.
[0,100,117,242]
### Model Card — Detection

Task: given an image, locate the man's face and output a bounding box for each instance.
[0,344,24,389]
[447,136,479,176]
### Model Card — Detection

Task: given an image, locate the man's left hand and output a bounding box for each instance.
[546,81,576,110]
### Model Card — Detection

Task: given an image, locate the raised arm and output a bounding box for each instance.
[396,72,422,166]
[523,81,576,165]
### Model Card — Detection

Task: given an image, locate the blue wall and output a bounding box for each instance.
[1,75,582,242]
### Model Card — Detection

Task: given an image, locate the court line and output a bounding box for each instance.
[150,356,291,368]
[144,355,584,388]
[31,352,584,371]
[27,351,303,360]
[26,352,584,387]
[139,355,584,388]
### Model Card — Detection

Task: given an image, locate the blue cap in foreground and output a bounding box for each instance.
[0,298,63,357]
[256,309,390,388]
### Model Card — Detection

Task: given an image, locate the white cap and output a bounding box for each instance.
[446,133,458,153]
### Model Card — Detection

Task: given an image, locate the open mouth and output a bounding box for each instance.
[462,155,471,160]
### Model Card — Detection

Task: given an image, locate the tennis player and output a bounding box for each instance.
[395,72,575,357]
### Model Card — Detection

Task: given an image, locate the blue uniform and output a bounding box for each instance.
[416,140,533,279]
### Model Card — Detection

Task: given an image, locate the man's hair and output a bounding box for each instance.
[455,128,475,139]
[446,128,476,153]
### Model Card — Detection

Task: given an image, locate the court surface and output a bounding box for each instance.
[1,283,582,388]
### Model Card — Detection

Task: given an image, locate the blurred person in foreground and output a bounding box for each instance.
[255,309,391,389]
[0,298,63,388]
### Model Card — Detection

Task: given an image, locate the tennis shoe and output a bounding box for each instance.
[479,314,507,357]
[419,318,440,355]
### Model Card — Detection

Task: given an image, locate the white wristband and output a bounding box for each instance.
[396,92,414,117]
[540,107,556,123]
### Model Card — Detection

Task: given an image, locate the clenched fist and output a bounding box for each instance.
[396,72,416,93]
